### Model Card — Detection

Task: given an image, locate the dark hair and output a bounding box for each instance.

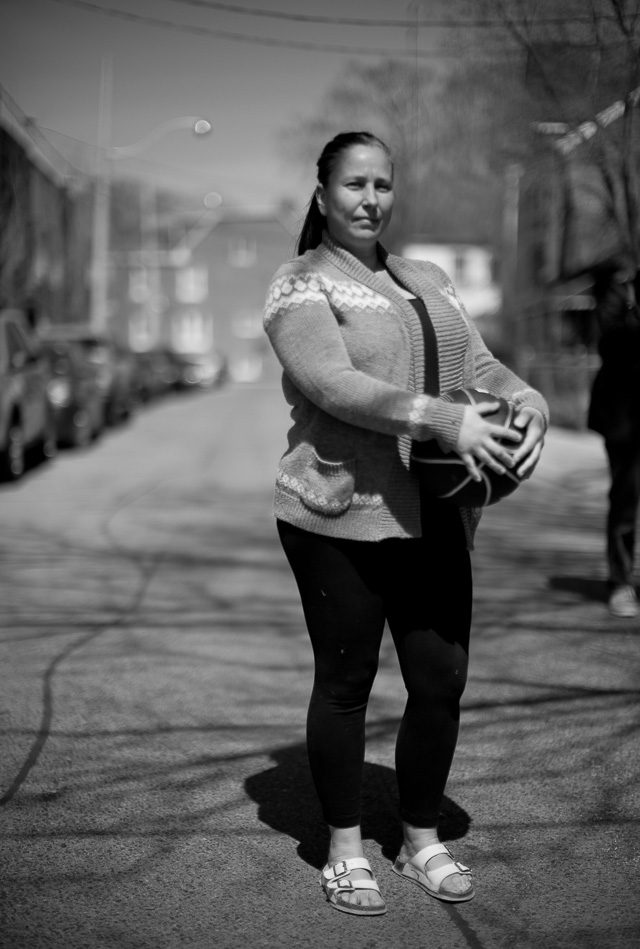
[296,131,393,256]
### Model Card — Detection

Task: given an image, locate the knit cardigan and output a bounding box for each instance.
[263,233,549,547]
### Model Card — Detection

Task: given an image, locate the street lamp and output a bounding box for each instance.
[89,60,212,332]
[108,116,212,160]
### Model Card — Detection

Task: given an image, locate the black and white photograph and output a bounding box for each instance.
[1,2,639,948]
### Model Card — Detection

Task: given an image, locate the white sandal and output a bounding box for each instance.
[320,857,387,916]
[392,843,475,902]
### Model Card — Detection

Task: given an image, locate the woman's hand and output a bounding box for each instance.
[510,406,546,479]
[455,402,522,482]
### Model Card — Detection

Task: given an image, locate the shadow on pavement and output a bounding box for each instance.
[549,575,610,603]
[244,741,471,869]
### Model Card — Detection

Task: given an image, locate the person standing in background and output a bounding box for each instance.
[588,268,640,618]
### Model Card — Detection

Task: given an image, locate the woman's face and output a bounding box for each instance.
[316,144,394,257]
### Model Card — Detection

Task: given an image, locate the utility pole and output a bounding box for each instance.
[501,163,525,377]
[407,1,420,238]
[140,181,163,349]
[88,62,212,337]
[90,55,113,334]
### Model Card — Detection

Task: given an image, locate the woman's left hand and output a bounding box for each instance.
[511,407,546,479]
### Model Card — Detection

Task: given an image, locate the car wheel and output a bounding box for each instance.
[105,398,120,426]
[43,428,57,460]
[32,417,58,465]
[0,422,26,481]
[72,409,93,448]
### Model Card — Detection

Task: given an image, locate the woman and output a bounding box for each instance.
[264,131,548,916]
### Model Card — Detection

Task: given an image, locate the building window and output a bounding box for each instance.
[129,269,149,304]
[171,309,211,353]
[227,238,257,268]
[176,266,208,304]
[129,308,154,351]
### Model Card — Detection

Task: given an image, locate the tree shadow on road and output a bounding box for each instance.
[244,740,471,869]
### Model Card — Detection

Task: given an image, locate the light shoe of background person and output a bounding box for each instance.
[608,584,639,618]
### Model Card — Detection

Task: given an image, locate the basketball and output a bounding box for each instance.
[411,388,524,507]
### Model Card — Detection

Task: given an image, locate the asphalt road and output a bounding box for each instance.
[0,383,638,949]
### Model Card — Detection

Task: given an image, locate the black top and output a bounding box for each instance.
[408,297,440,397]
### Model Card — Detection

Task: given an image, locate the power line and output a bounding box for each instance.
[138,0,429,27]
[158,0,633,29]
[46,0,525,57]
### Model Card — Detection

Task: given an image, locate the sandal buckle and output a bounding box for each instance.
[332,861,349,879]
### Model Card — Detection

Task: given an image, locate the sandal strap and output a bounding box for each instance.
[321,857,381,896]
[410,844,471,890]
[326,878,381,895]
[321,857,374,883]
[411,843,451,865]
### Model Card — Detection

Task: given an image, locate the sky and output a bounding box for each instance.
[0,0,446,212]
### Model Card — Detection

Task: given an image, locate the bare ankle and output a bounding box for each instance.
[328,824,364,862]
[402,822,439,856]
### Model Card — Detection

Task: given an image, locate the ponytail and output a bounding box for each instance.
[296,192,325,256]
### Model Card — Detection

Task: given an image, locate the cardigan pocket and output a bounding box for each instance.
[277,446,356,516]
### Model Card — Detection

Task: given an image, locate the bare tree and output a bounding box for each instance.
[280,0,640,286]
[457,0,640,283]
[280,59,456,250]
[424,0,640,422]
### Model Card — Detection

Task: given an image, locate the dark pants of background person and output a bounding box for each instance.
[277,494,472,829]
[605,439,640,587]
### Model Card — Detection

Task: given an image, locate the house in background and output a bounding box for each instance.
[110,204,298,384]
[402,239,502,320]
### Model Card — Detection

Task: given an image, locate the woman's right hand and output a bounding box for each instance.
[455,403,522,482]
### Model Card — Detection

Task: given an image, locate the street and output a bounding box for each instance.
[0,383,638,949]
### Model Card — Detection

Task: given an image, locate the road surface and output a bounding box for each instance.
[0,383,638,949]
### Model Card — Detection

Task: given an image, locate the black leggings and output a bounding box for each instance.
[277,501,472,828]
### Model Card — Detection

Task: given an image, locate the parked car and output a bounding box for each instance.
[110,344,138,421]
[167,350,228,391]
[41,339,105,448]
[0,309,57,481]
[38,325,135,426]
[131,350,179,403]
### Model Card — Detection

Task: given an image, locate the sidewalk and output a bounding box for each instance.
[0,389,638,949]
[475,423,613,621]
